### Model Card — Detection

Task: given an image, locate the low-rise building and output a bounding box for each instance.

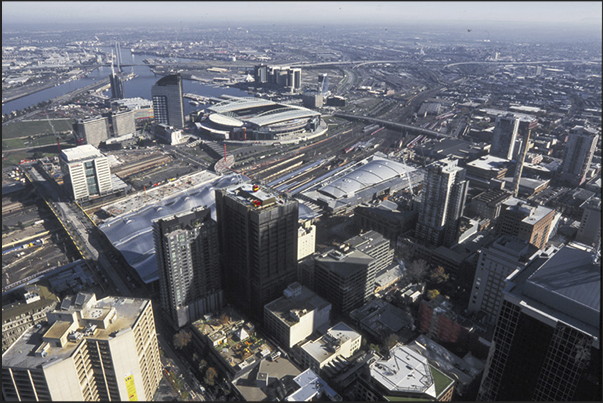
[191,305,276,380]
[2,285,59,353]
[264,283,331,350]
[356,343,455,401]
[296,322,361,377]
[349,298,414,343]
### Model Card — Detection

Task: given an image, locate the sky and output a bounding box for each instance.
[2,1,602,29]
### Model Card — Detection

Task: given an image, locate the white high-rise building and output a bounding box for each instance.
[60,144,113,201]
[2,293,162,401]
[415,157,468,247]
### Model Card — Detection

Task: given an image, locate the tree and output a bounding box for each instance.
[173,330,192,349]
[204,367,217,386]
[198,359,208,373]
[429,266,449,285]
[406,259,429,284]
[426,289,440,300]
[382,333,400,352]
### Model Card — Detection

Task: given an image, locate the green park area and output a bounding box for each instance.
[2,119,75,139]
[2,119,76,167]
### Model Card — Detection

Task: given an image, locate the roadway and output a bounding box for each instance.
[24,163,205,401]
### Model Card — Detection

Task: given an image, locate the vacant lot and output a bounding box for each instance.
[2,119,74,139]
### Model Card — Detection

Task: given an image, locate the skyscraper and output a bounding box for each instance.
[477,244,601,401]
[490,114,519,160]
[415,157,469,247]
[215,183,299,322]
[151,74,185,129]
[153,207,222,329]
[560,126,599,186]
[2,293,162,401]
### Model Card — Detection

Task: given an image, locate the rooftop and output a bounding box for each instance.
[264,283,331,328]
[2,285,59,324]
[369,343,454,399]
[3,294,151,369]
[60,144,103,162]
[300,322,361,364]
[467,155,509,171]
[505,244,600,341]
[191,306,275,373]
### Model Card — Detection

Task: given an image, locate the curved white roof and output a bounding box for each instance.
[246,107,319,127]
[319,158,414,199]
[208,113,244,127]
[209,97,276,114]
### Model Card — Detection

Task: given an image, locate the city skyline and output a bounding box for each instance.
[3,1,602,29]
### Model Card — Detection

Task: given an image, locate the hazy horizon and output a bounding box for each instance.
[3,1,602,31]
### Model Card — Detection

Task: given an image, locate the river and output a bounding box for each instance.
[2,47,250,116]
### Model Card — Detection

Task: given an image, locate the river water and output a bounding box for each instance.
[2,47,249,115]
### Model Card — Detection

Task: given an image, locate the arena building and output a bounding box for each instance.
[195,96,327,143]
[299,153,422,213]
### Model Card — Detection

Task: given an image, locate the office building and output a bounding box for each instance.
[297,322,361,377]
[2,293,162,401]
[297,220,316,261]
[314,231,393,314]
[416,157,469,247]
[215,183,299,322]
[109,109,136,137]
[576,197,601,247]
[2,286,59,354]
[264,283,331,349]
[560,126,599,186]
[490,114,519,160]
[60,144,113,201]
[495,198,556,250]
[151,74,185,128]
[477,244,601,401]
[302,91,324,109]
[153,207,223,329]
[468,235,540,324]
[356,343,455,401]
[354,200,418,243]
[467,189,511,221]
[73,116,110,148]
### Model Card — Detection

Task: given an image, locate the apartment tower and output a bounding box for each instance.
[153,207,222,329]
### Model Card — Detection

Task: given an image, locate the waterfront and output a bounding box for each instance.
[2,48,249,116]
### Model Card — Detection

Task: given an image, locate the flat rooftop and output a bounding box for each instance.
[301,322,360,364]
[369,343,454,399]
[3,294,151,369]
[60,144,103,162]
[264,284,331,328]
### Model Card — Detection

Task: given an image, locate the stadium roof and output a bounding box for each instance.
[318,158,414,199]
[246,106,320,127]
[208,97,276,114]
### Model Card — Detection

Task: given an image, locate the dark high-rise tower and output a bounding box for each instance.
[215,183,298,322]
[109,73,124,100]
[151,74,185,128]
[415,157,468,247]
[478,243,601,401]
[153,207,223,329]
